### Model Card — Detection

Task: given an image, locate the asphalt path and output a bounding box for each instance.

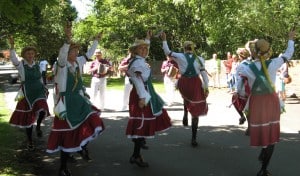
[1,64,300,176]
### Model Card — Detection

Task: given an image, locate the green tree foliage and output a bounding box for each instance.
[1,0,300,63]
[0,0,77,62]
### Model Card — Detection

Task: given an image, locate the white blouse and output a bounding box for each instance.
[55,40,99,93]
[237,40,294,92]
[162,41,209,89]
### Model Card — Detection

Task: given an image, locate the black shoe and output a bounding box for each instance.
[59,169,72,176]
[36,128,43,138]
[129,155,149,167]
[191,138,198,147]
[257,169,272,176]
[27,142,35,151]
[239,116,246,125]
[182,116,188,126]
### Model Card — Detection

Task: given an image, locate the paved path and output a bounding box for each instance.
[1,64,300,176]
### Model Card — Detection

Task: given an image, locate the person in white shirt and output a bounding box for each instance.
[160,32,209,147]
[46,22,105,176]
[126,31,172,168]
[39,58,49,85]
[8,36,50,151]
[237,29,295,176]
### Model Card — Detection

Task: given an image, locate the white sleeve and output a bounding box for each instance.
[200,70,209,89]
[130,76,151,104]
[57,43,70,67]
[85,40,99,60]
[10,49,21,67]
[280,40,294,61]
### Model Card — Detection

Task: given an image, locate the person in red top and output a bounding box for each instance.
[160,55,179,106]
[89,49,113,110]
[223,52,233,92]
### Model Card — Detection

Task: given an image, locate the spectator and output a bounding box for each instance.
[160,55,179,106]
[39,58,49,85]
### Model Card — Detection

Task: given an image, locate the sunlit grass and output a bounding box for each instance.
[0,86,29,176]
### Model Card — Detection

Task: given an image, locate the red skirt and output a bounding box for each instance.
[232,94,248,112]
[9,98,50,128]
[47,109,105,153]
[126,87,172,138]
[248,92,280,147]
[177,76,208,117]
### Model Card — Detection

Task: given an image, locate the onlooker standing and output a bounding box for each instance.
[209,53,221,88]
[118,52,133,111]
[8,36,50,150]
[276,61,290,102]
[39,58,49,85]
[223,52,233,92]
[160,55,179,106]
[89,49,113,110]
[237,29,295,176]
[230,54,239,92]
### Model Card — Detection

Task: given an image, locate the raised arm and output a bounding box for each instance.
[85,32,102,60]
[57,23,72,67]
[8,36,20,66]
[280,29,296,60]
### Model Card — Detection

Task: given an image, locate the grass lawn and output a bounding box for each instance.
[0,86,31,176]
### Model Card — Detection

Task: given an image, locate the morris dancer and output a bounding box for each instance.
[237,29,295,176]
[8,36,50,150]
[47,22,105,176]
[233,47,251,135]
[160,32,209,147]
[126,31,172,167]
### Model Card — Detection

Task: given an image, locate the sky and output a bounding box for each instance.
[71,0,93,19]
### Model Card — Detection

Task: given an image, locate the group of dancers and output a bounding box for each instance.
[7,21,296,176]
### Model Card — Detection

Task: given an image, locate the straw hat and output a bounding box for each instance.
[21,46,37,58]
[236,48,250,59]
[129,39,149,51]
[69,42,80,51]
[255,39,270,54]
[183,41,195,49]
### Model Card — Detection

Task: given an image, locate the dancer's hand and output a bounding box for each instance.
[138,98,146,108]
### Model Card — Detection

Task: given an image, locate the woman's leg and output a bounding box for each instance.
[191,117,199,147]
[78,143,91,161]
[130,138,149,167]
[26,126,33,149]
[182,100,188,126]
[257,144,275,176]
[36,111,45,137]
[59,151,72,176]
